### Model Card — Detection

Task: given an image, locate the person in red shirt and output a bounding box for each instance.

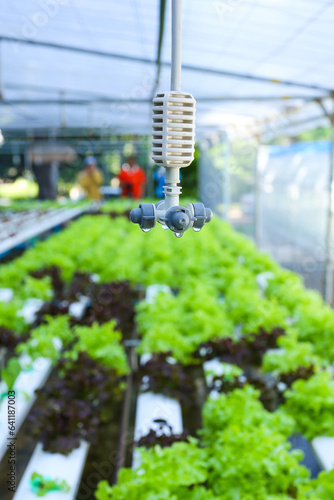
[118,156,147,199]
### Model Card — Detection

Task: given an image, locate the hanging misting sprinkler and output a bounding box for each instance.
[130,0,213,238]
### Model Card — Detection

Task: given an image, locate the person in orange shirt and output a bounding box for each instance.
[78,156,103,200]
[118,156,146,199]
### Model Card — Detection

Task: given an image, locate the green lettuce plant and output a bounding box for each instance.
[1,357,21,393]
[201,385,295,442]
[207,424,308,499]
[293,296,334,363]
[281,371,334,439]
[0,263,27,290]
[95,439,209,500]
[262,332,322,375]
[30,472,70,497]
[17,315,73,362]
[19,275,53,301]
[297,470,334,499]
[224,285,288,334]
[137,284,234,363]
[0,301,27,333]
[70,321,129,375]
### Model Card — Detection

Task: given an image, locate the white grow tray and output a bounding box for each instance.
[145,284,171,304]
[0,206,87,256]
[203,358,233,399]
[0,288,14,303]
[132,392,183,469]
[0,356,52,461]
[13,441,89,500]
[312,437,334,471]
[134,392,183,443]
[132,286,181,468]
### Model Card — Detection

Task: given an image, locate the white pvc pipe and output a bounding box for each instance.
[312,437,334,471]
[324,123,334,305]
[171,0,182,92]
[13,441,89,500]
[164,167,181,208]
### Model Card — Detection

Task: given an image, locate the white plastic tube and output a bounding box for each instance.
[171,0,182,92]
[164,168,181,208]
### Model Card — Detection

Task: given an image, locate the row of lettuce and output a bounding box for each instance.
[97,387,334,500]
[0,205,333,498]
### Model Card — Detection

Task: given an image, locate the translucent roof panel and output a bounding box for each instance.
[0,0,333,133]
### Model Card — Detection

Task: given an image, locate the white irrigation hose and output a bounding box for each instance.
[171,0,182,92]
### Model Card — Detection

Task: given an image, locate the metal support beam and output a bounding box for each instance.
[324,123,334,305]
[155,0,167,90]
[0,96,322,106]
[254,139,264,248]
[59,90,67,128]
[223,131,231,219]
[0,39,3,100]
[322,98,334,305]
[313,97,334,304]
[193,96,319,102]
[2,82,323,103]
[262,113,329,141]
[1,35,332,94]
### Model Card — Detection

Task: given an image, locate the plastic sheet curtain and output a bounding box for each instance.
[198,135,230,219]
[257,141,331,294]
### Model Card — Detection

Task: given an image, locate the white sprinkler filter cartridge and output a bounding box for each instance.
[152,91,196,169]
[152,91,196,209]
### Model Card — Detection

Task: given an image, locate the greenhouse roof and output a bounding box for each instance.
[1,0,334,135]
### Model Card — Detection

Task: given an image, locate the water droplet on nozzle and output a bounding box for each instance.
[171,211,189,230]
